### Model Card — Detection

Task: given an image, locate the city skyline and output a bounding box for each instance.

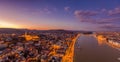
[0,0,120,31]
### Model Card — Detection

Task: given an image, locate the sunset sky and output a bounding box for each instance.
[0,0,120,31]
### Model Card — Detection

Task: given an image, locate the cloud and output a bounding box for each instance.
[102,17,120,22]
[100,24,120,31]
[93,17,120,24]
[73,7,120,31]
[42,7,57,14]
[101,8,107,12]
[108,7,120,16]
[64,7,70,11]
[74,10,98,22]
[74,8,120,24]
[97,17,120,31]
[43,8,52,14]
[74,10,98,17]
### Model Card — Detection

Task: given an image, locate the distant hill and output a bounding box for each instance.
[0,28,28,34]
[0,28,93,34]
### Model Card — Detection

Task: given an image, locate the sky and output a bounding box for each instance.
[0,0,120,31]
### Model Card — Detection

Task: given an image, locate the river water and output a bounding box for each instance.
[74,35,120,62]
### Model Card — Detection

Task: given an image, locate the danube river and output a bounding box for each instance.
[74,35,120,62]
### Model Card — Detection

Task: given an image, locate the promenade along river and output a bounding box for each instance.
[74,35,120,62]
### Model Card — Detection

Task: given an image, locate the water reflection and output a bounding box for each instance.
[95,35,120,51]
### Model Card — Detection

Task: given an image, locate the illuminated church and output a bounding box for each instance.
[21,32,40,41]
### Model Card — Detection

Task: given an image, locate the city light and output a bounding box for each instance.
[0,0,120,62]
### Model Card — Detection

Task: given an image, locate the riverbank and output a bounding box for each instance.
[62,34,80,62]
[74,35,120,62]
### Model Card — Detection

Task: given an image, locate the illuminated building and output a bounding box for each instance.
[20,32,40,41]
